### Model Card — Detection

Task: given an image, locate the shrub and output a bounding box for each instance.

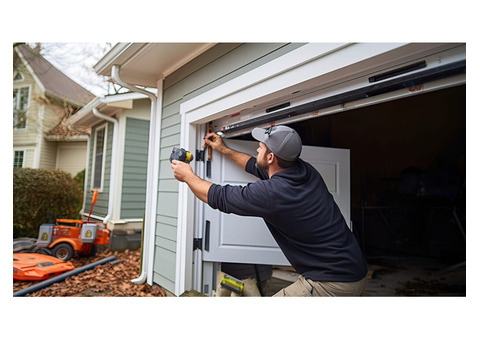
[13,168,83,238]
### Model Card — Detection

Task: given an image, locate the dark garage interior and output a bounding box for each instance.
[227,84,466,296]
[290,84,466,264]
[291,84,466,296]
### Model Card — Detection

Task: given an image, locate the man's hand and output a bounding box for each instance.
[203,131,252,170]
[171,160,194,183]
[203,132,227,154]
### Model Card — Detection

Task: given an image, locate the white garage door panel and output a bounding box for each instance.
[301,145,350,225]
[203,139,350,265]
[309,162,337,192]
[204,140,289,265]
[221,214,278,247]
[222,158,257,183]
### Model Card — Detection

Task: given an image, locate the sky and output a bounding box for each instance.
[35,42,113,97]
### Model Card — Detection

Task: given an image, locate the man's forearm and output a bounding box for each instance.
[185,172,213,203]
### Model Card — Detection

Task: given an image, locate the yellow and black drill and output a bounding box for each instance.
[169,147,194,164]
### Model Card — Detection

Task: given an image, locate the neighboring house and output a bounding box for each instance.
[93,43,466,296]
[67,93,151,232]
[13,43,94,176]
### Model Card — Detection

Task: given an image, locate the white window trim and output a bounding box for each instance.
[13,149,25,168]
[13,84,32,130]
[90,123,108,192]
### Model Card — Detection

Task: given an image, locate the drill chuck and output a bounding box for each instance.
[170,147,194,164]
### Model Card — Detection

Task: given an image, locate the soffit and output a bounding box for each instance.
[95,43,215,87]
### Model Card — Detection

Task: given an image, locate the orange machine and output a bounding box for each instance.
[36,190,110,261]
[13,253,75,281]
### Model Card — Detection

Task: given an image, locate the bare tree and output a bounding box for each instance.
[13,42,113,130]
[27,42,113,96]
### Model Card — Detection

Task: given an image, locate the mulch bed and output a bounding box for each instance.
[13,249,167,297]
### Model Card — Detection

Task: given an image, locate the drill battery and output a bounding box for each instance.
[220,274,244,295]
[169,147,194,164]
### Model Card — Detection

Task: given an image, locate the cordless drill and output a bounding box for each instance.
[169,147,194,164]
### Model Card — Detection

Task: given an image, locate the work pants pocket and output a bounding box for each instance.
[273,275,313,297]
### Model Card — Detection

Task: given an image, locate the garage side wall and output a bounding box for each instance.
[153,43,306,293]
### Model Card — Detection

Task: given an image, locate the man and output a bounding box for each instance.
[171,125,367,296]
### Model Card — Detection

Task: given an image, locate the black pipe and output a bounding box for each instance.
[13,256,117,297]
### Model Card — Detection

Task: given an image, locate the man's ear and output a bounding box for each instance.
[267,152,275,164]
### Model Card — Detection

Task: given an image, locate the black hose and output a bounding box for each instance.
[13,255,117,297]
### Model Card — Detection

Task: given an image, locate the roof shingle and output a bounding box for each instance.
[16,44,95,106]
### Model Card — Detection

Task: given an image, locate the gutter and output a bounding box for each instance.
[111,65,158,285]
[92,107,118,225]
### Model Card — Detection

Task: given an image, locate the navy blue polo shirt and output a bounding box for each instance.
[207,156,367,282]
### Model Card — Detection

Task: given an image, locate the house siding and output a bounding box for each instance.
[56,141,87,176]
[13,69,42,168]
[85,122,113,219]
[13,48,86,175]
[38,104,65,169]
[24,149,36,168]
[13,59,74,171]
[13,69,40,146]
[121,117,150,219]
[38,140,57,169]
[153,43,305,293]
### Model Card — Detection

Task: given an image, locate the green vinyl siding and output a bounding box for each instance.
[153,43,305,293]
[121,117,150,219]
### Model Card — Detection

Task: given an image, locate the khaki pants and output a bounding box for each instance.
[273,274,367,297]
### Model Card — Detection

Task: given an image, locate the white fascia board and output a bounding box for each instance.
[181,43,410,124]
[94,43,136,74]
[67,97,102,125]
[161,43,218,78]
[68,92,154,127]
[15,46,46,94]
[103,91,156,103]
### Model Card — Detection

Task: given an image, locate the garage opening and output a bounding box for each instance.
[223,84,465,296]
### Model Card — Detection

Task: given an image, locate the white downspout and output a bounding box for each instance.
[111,65,158,285]
[92,108,118,225]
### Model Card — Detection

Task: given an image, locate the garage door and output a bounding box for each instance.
[201,45,465,267]
[202,139,350,266]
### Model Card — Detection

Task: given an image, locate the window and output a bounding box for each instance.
[92,124,107,190]
[13,71,24,81]
[13,150,24,168]
[13,86,29,129]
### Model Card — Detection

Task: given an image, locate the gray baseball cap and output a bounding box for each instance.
[251,125,302,161]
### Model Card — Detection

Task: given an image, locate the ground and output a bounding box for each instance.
[13,249,465,297]
[363,255,466,296]
[13,249,167,297]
